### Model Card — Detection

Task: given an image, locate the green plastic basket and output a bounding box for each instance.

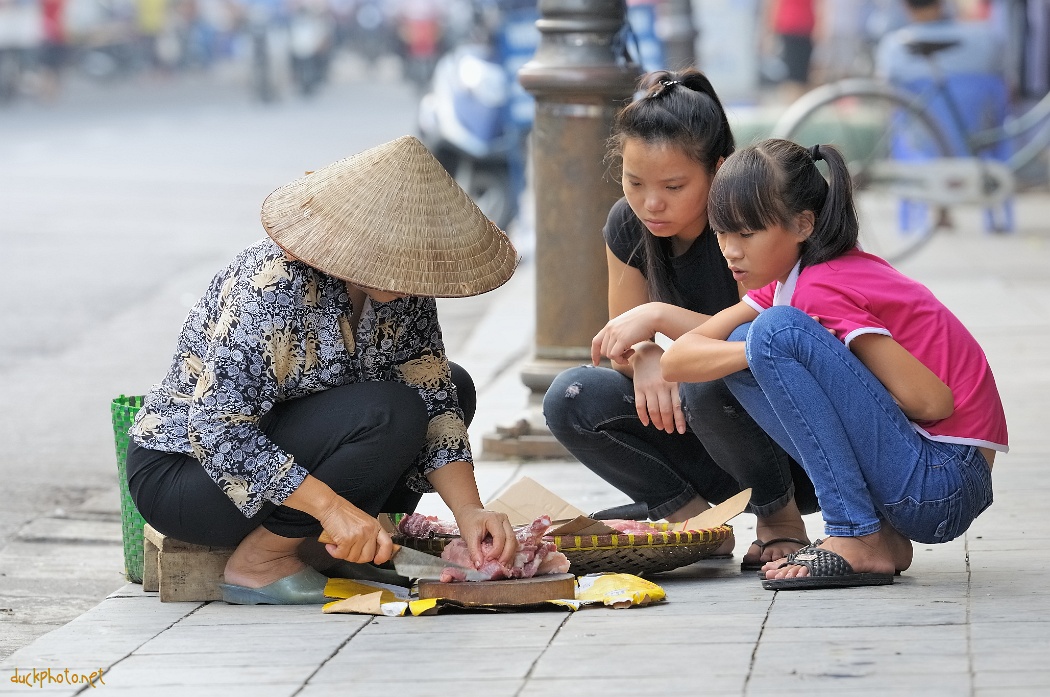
[111,395,147,583]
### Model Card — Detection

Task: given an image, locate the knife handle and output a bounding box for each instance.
[318,530,401,556]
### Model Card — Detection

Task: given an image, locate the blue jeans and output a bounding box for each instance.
[724,306,994,543]
[543,365,817,521]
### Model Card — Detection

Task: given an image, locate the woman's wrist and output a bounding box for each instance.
[283,475,343,524]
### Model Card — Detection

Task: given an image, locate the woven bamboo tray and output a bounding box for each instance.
[393,523,733,576]
[547,523,733,575]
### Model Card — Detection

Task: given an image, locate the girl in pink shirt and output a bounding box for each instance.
[593,138,1005,590]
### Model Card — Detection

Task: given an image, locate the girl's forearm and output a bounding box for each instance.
[648,302,712,340]
[662,334,748,383]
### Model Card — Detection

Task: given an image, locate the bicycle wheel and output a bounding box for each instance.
[771,79,954,264]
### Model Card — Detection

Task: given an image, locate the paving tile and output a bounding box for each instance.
[552,612,764,645]
[356,612,566,635]
[519,676,746,696]
[347,626,557,651]
[300,679,524,697]
[968,601,1050,624]
[0,596,198,668]
[98,655,317,687]
[764,595,966,628]
[133,622,353,656]
[176,603,369,627]
[747,672,972,695]
[753,637,969,676]
[311,647,536,682]
[970,621,1050,641]
[47,685,302,697]
[530,642,754,679]
[761,624,968,645]
[974,670,1050,689]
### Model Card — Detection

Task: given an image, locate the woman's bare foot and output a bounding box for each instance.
[742,498,810,568]
[664,496,711,523]
[224,526,308,588]
[764,527,913,580]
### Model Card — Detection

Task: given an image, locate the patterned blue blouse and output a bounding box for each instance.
[130,238,471,517]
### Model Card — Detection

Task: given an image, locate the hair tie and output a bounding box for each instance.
[647,79,681,99]
[809,144,823,162]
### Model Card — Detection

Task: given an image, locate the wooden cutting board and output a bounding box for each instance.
[416,573,576,606]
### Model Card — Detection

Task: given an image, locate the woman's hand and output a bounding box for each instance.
[592,303,664,366]
[317,499,395,565]
[426,461,519,567]
[454,506,518,568]
[632,343,686,434]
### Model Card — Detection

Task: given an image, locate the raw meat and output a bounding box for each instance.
[600,519,662,535]
[439,515,571,582]
[396,513,460,538]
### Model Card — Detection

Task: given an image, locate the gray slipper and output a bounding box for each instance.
[761,547,894,591]
[219,567,333,605]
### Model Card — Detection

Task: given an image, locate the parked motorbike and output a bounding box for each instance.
[417,42,516,230]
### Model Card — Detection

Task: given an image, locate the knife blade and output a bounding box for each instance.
[318,531,488,582]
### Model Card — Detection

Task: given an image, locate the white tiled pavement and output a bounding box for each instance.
[2,195,1049,696]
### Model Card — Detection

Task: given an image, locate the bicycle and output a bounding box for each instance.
[770,39,1050,263]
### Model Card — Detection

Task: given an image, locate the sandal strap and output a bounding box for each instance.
[755,536,810,551]
[781,547,856,578]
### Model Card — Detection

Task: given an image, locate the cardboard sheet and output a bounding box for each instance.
[485,476,749,535]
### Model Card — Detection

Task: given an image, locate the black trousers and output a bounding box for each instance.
[126,364,476,547]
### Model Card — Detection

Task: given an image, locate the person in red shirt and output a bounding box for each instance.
[39,0,66,99]
[763,0,817,102]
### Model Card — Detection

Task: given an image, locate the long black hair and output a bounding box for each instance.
[606,68,735,304]
[707,138,859,268]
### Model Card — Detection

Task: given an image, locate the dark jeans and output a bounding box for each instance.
[127,364,476,547]
[542,365,817,520]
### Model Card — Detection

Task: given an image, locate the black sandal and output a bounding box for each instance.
[761,547,894,590]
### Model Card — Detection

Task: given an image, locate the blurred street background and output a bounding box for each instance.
[3,0,1048,660]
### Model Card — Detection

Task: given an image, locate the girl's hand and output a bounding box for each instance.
[632,344,686,434]
[810,315,837,337]
[592,304,661,366]
[453,506,518,568]
[317,501,394,565]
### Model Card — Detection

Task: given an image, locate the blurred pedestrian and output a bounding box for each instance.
[135,0,169,71]
[762,0,817,102]
[38,0,67,100]
[812,0,875,83]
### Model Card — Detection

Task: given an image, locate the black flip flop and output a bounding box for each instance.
[761,547,894,590]
[739,537,810,572]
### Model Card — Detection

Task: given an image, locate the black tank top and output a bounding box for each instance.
[602,197,739,316]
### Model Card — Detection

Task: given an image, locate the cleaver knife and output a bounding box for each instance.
[318,531,487,582]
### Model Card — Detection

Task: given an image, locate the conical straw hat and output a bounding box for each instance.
[261,135,518,297]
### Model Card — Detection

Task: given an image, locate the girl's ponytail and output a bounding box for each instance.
[802,143,859,267]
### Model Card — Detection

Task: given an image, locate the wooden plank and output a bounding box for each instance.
[416,573,576,606]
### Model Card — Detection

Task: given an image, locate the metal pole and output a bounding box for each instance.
[482,0,641,459]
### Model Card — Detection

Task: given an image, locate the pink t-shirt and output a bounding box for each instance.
[744,249,1008,452]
